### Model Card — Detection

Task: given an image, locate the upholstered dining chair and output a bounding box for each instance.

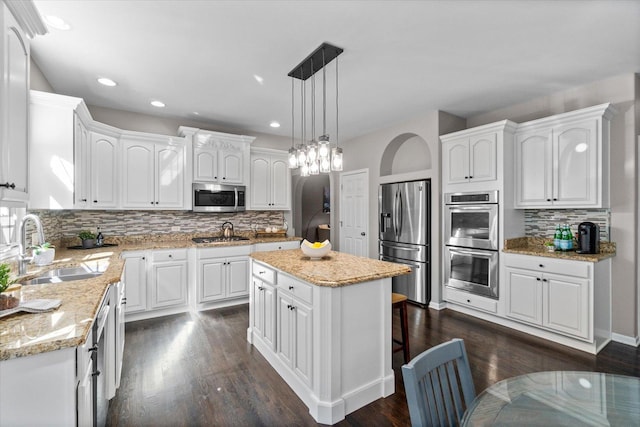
[401,338,476,427]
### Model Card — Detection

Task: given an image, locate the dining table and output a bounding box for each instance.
[462,371,640,426]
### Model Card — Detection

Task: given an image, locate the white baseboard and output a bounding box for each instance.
[429,301,447,310]
[611,332,640,347]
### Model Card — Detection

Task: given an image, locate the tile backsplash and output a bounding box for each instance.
[29,209,286,242]
[524,209,610,241]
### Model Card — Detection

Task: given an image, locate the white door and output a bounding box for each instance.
[339,169,369,257]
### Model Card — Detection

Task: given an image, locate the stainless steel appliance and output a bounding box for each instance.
[378,180,430,305]
[577,222,600,254]
[93,286,112,427]
[444,191,499,299]
[192,183,246,212]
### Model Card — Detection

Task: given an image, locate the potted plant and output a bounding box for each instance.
[78,230,97,249]
[0,263,19,310]
[32,242,55,266]
[544,241,556,252]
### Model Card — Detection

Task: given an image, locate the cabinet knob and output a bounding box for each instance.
[469,176,473,179]
[464,176,469,179]
[142,257,145,260]
[222,177,226,180]
[150,201,154,205]
[0,182,16,189]
[155,201,159,204]
[168,254,172,258]
[553,198,558,201]
[539,264,544,268]
[80,198,87,202]
[288,285,294,290]
[536,277,541,281]
[542,278,548,282]
[466,299,471,303]
[258,286,263,291]
[214,176,217,179]
[92,370,101,377]
[290,305,296,311]
[546,198,551,202]
[361,232,366,236]
[93,200,98,203]
[88,344,98,353]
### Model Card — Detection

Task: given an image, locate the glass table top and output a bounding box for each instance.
[462,371,640,426]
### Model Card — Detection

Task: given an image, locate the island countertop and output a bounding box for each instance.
[1,234,300,361]
[250,249,411,287]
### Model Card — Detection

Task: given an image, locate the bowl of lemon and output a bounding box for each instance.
[300,239,331,260]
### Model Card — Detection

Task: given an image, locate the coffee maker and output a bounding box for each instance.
[576,222,599,254]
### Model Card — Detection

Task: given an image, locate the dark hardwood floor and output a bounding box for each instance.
[107,303,640,426]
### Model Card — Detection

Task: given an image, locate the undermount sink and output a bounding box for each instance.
[23,266,106,285]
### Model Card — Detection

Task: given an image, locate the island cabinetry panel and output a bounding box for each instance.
[504,253,592,341]
[514,103,615,208]
[250,148,291,210]
[253,277,276,349]
[121,137,185,209]
[196,245,251,304]
[0,3,29,203]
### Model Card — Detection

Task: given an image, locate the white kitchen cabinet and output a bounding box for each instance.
[89,131,119,208]
[74,113,91,208]
[121,137,185,209]
[180,127,255,185]
[114,280,126,389]
[196,246,250,304]
[0,3,29,202]
[253,240,300,252]
[514,104,615,208]
[122,251,147,313]
[276,286,313,387]
[442,132,496,185]
[504,253,593,341]
[250,148,291,210]
[252,275,277,350]
[149,249,188,309]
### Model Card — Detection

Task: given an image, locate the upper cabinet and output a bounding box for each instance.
[0,2,45,202]
[121,136,186,209]
[180,127,255,186]
[249,148,291,210]
[440,120,517,193]
[514,104,615,208]
[89,130,119,208]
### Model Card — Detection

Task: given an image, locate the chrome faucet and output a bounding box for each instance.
[18,214,46,275]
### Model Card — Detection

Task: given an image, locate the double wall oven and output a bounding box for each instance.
[444,191,499,299]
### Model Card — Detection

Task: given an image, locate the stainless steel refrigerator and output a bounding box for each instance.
[378,180,430,305]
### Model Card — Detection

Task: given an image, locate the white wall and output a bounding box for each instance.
[467,73,638,340]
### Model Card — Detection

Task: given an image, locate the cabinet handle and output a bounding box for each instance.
[0,182,15,189]
[93,200,98,203]
[88,344,98,353]
[290,305,296,311]
[222,177,226,180]
[258,271,265,275]
[536,277,541,281]
[258,286,263,291]
[553,198,558,201]
[542,278,548,282]
[546,198,551,202]
[91,370,101,377]
[80,198,87,202]
[464,176,469,179]
[469,176,473,179]
[288,285,294,290]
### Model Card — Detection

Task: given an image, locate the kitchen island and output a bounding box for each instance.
[248,249,411,425]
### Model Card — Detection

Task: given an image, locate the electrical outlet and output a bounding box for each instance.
[171,226,180,232]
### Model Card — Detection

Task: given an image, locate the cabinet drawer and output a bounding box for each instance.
[198,245,251,259]
[254,241,300,252]
[446,287,497,313]
[504,253,590,278]
[151,249,187,263]
[278,273,313,305]
[252,262,275,284]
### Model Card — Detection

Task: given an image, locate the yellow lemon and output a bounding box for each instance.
[312,242,323,248]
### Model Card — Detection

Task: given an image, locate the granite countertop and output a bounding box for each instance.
[250,249,412,287]
[0,234,301,361]
[503,237,616,262]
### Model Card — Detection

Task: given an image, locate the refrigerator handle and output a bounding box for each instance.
[393,189,399,237]
[397,189,403,237]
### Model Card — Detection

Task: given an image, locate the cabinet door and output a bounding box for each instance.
[515,130,553,207]
[74,115,90,208]
[543,273,590,339]
[194,148,218,182]
[150,260,188,309]
[270,157,291,209]
[442,138,469,185]
[115,283,125,389]
[505,267,543,325]
[469,132,496,182]
[276,293,293,367]
[227,257,249,298]
[252,279,265,338]
[155,144,184,208]
[553,119,598,207]
[250,155,270,209]
[0,8,29,201]
[121,140,154,208]
[123,255,147,313]
[198,258,225,302]
[219,150,243,184]
[76,358,93,427]
[262,282,276,349]
[90,132,118,208]
[292,300,312,387]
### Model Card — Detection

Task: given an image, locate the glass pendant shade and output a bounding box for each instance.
[288,147,298,168]
[307,142,318,163]
[318,135,330,159]
[300,162,310,177]
[320,156,331,173]
[297,146,307,167]
[331,147,343,171]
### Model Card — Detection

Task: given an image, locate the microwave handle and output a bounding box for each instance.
[234,187,238,211]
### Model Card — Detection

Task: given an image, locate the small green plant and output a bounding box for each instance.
[0,263,16,293]
[78,230,96,240]
[32,242,54,255]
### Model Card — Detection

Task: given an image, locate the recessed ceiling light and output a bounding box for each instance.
[97,77,117,87]
[44,15,70,30]
[150,100,165,108]
[193,112,200,115]
[254,75,264,85]
[270,121,280,128]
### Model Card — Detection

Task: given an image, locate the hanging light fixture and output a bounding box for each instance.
[287,42,344,175]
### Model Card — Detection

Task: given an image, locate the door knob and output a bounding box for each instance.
[361,232,366,236]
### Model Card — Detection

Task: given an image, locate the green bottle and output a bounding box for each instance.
[553,225,562,250]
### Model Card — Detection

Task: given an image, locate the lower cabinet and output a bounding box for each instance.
[196,245,251,304]
[122,251,147,313]
[504,254,592,341]
[276,288,313,387]
[252,276,276,350]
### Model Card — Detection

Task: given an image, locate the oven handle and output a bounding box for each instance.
[447,205,496,211]
[448,247,496,258]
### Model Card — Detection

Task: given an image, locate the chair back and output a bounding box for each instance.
[401,338,476,426]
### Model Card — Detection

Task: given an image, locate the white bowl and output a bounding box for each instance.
[300,239,331,260]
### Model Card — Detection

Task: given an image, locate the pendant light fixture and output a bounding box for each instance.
[287,42,344,175]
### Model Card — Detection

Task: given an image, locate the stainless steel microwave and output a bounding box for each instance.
[193,183,246,212]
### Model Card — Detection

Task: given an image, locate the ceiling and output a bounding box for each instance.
[30,0,640,141]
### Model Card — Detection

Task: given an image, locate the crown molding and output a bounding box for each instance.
[3,0,47,38]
